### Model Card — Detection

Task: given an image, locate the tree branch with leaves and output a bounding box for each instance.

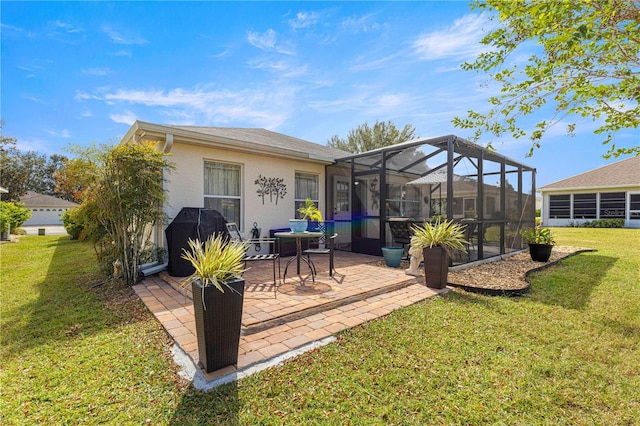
[453,0,640,158]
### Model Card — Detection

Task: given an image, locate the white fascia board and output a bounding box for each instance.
[539,184,640,193]
[123,121,334,165]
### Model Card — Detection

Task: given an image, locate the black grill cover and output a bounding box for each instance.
[165,208,229,277]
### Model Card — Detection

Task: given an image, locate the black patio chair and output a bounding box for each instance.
[226,222,281,295]
[303,233,338,279]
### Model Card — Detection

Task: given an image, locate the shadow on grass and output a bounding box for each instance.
[525,253,617,310]
[1,236,134,357]
[170,382,240,425]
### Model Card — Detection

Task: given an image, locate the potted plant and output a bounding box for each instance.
[381,246,404,268]
[520,226,556,262]
[410,218,468,289]
[290,198,323,233]
[181,233,249,373]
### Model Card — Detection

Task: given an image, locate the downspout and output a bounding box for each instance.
[157,134,173,263]
[163,133,173,153]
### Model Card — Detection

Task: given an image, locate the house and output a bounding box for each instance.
[122,121,536,264]
[19,191,79,226]
[538,156,640,228]
[121,121,348,247]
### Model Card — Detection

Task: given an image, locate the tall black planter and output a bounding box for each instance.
[528,243,553,262]
[423,246,449,289]
[191,278,245,373]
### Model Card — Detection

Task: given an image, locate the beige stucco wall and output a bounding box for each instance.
[164,142,328,242]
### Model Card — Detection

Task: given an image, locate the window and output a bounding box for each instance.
[600,192,625,218]
[204,161,241,226]
[549,194,570,218]
[630,194,640,220]
[295,172,319,214]
[573,193,596,219]
[335,180,349,213]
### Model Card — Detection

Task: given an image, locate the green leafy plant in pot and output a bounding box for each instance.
[520,226,556,262]
[290,198,323,233]
[410,218,468,289]
[181,233,249,373]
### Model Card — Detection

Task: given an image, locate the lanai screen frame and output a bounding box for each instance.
[326,134,536,264]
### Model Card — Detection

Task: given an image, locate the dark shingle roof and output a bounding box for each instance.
[171,126,349,161]
[539,156,640,191]
[19,191,79,207]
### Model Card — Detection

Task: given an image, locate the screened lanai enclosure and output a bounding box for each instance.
[326,135,536,265]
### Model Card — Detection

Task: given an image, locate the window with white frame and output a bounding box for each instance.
[573,193,597,219]
[549,194,570,218]
[204,161,242,226]
[600,192,626,218]
[630,194,640,220]
[294,172,319,215]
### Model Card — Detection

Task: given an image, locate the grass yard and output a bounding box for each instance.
[1,228,639,424]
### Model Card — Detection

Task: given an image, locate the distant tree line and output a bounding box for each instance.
[0,121,104,203]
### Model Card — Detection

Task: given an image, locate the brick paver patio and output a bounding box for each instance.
[133,250,448,383]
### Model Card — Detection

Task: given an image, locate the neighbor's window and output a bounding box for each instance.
[204,161,242,226]
[573,193,597,219]
[549,194,570,218]
[295,172,319,215]
[600,192,626,218]
[630,194,640,220]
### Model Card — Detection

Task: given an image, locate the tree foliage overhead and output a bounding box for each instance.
[453,0,640,158]
[327,120,417,154]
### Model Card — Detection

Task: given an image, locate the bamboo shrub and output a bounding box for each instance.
[90,142,173,286]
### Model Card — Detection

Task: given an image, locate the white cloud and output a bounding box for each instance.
[247,29,295,55]
[247,29,277,51]
[102,25,147,45]
[248,60,308,78]
[79,110,92,118]
[413,14,489,61]
[52,20,82,34]
[349,52,403,72]
[47,129,71,138]
[75,91,92,101]
[109,110,138,125]
[16,137,53,154]
[289,11,320,29]
[339,13,385,33]
[96,85,296,129]
[22,95,45,104]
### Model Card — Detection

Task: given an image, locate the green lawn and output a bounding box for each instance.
[1,228,639,425]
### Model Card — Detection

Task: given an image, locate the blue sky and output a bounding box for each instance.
[2,1,638,187]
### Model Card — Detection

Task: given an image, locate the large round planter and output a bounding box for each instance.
[528,243,553,262]
[423,246,449,289]
[191,277,245,373]
[289,219,308,233]
[381,246,404,268]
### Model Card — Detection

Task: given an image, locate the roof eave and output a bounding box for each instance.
[123,121,336,165]
[539,183,640,192]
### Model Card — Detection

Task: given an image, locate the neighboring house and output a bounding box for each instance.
[538,156,640,228]
[19,191,79,226]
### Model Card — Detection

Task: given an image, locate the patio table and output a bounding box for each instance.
[274,231,323,287]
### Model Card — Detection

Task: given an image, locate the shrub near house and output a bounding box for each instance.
[0,201,31,234]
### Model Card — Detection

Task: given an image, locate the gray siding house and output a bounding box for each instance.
[539,156,640,228]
